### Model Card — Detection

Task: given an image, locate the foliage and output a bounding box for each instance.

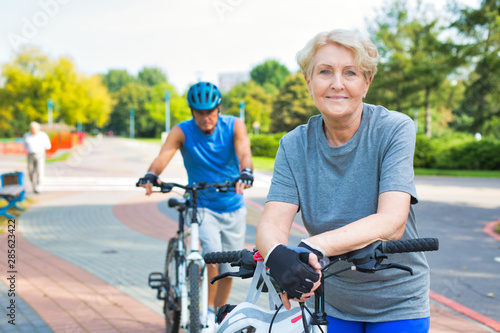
[221,81,274,132]
[450,0,500,138]
[250,59,290,91]
[270,73,318,133]
[367,0,466,138]
[138,67,168,87]
[444,139,500,170]
[102,68,189,137]
[250,132,286,158]
[413,132,500,170]
[100,69,136,93]
[0,46,112,137]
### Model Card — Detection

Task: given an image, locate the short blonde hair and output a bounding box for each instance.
[296,29,378,81]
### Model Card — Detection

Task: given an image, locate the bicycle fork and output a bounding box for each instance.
[184,221,209,330]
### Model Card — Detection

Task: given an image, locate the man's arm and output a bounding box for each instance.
[233,118,253,193]
[44,132,51,150]
[140,126,185,195]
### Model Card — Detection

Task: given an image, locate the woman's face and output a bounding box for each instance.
[306,43,372,122]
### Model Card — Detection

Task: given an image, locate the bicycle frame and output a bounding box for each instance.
[172,190,209,331]
[145,180,236,333]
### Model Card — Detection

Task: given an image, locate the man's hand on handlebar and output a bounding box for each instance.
[235,168,253,194]
[137,172,161,196]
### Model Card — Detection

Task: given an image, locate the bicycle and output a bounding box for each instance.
[140,180,236,333]
[204,238,439,333]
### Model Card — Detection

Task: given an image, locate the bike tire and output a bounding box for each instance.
[188,262,201,333]
[164,238,181,333]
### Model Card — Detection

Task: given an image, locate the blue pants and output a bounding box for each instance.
[326,316,430,333]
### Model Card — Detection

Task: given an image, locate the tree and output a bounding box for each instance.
[138,67,168,87]
[100,69,136,93]
[221,80,274,133]
[0,46,112,136]
[145,82,190,130]
[250,60,290,91]
[270,73,318,133]
[451,0,500,138]
[367,0,465,137]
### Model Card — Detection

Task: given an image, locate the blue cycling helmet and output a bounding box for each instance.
[187,82,222,111]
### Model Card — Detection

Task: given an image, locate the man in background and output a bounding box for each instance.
[23,122,51,193]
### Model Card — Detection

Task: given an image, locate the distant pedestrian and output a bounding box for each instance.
[23,122,51,193]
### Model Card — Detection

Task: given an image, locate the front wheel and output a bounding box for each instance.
[164,238,181,333]
[188,262,201,333]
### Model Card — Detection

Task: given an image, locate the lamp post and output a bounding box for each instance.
[47,98,53,126]
[239,100,245,123]
[165,90,170,133]
[130,108,135,139]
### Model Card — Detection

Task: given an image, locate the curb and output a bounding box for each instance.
[484,220,500,242]
[429,291,500,332]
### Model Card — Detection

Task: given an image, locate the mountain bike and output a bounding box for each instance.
[142,180,235,333]
[204,238,439,333]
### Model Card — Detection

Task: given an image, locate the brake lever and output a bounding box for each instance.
[351,248,413,275]
[210,267,255,284]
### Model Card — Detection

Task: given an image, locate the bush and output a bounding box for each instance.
[414,135,435,168]
[445,139,500,170]
[414,132,500,171]
[250,132,286,157]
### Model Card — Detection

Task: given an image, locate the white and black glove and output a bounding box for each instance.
[265,244,320,299]
[236,168,254,186]
[137,172,159,186]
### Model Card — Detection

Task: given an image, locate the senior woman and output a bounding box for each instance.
[256,29,430,332]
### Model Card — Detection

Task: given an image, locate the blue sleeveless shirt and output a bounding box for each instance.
[177,115,244,213]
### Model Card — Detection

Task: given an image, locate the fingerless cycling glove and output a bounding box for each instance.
[265,244,320,299]
[236,168,254,186]
[138,172,159,186]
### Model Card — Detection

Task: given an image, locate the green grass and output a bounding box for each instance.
[47,152,72,163]
[252,156,275,171]
[414,168,500,178]
[135,138,162,145]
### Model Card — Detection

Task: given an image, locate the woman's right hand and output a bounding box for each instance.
[265,244,322,310]
[280,252,322,310]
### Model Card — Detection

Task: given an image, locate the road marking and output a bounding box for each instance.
[39,177,187,192]
[494,257,500,263]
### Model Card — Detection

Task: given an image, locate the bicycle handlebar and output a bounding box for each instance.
[136,180,236,193]
[203,238,439,265]
[204,250,243,264]
[382,238,439,253]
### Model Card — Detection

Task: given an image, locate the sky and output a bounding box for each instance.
[0,0,481,94]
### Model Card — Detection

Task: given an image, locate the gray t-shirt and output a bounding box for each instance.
[267,103,430,322]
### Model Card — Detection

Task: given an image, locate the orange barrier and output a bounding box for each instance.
[0,139,26,154]
[0,132,85,156]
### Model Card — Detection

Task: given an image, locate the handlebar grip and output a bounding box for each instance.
[204,250,242,264]
[382,238,439,253]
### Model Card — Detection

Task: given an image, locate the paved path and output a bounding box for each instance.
[0,137,499,332]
